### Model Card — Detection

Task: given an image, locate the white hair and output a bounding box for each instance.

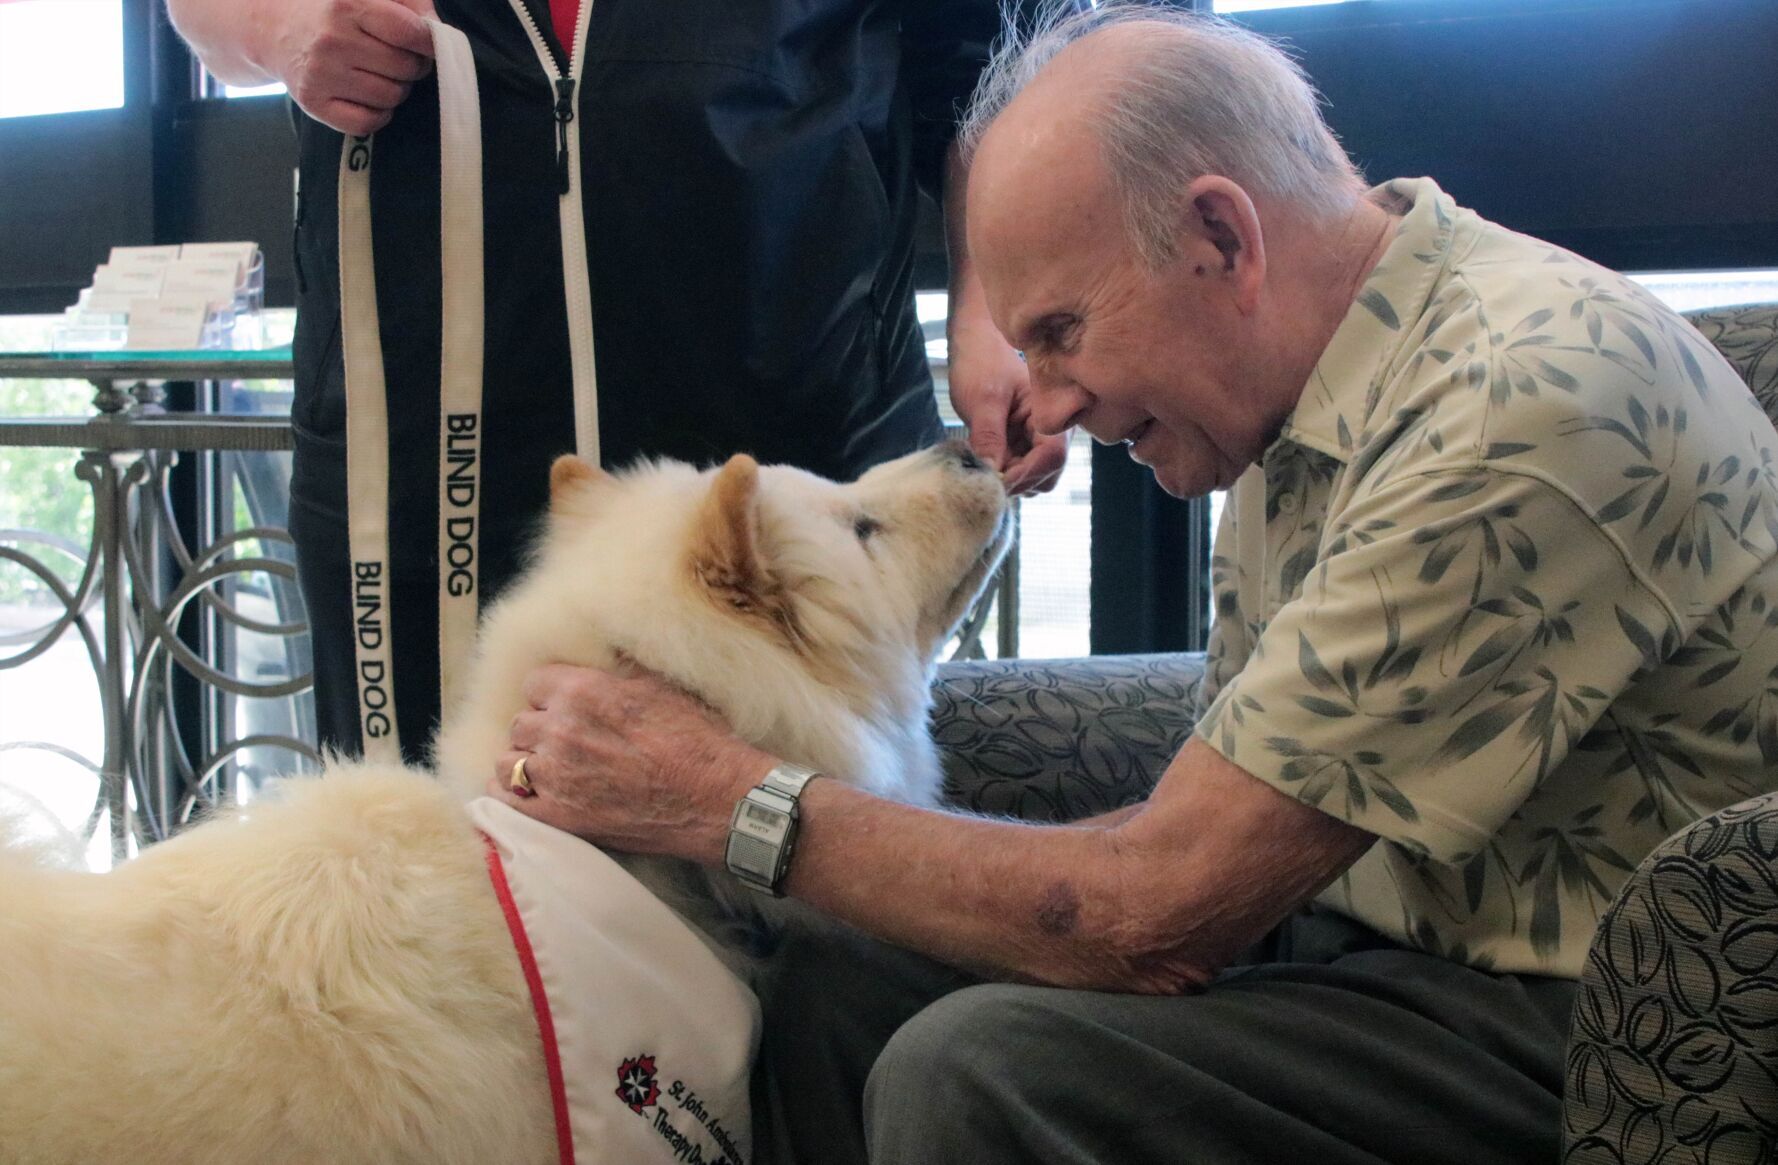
[960,2,1368,267]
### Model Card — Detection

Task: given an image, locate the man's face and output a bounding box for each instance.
[968,98,1274,499]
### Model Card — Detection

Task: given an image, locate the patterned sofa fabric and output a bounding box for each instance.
[1686,304,1778,421]
[1556,304,1778,1164]
[1563,790,1778,1164]
[931,653,1204,822]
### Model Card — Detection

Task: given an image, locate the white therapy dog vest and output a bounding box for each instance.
[469,798,761,1165]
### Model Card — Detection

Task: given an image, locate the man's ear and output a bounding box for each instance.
[549,454,613,517]
[1180,176,1266,313]
[690,454,773,608]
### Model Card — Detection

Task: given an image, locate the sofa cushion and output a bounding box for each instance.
[1686,302,1778,417]
[932,653,1204,821]
[1564,789,1778,1163]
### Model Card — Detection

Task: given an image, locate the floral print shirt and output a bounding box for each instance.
[1196,178,1778,977]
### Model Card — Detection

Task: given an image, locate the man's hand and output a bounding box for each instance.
[265,0,438,136]
[941,139,1069,498]
[948,321,1070,497]
[486,664,777,864]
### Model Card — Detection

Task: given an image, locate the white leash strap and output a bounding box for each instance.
[557,73,600,467]
[338,116,401,762]
[337,18,483,761]
[432,24,485,718]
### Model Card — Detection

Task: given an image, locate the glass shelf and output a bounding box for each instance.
[0,345,294,382]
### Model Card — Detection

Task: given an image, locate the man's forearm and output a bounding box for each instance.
[781,779,1210,994]
[166,0,280,87]
[768,739,1375,996]
[942,142,1000,345]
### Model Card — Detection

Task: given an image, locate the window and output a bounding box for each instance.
[0,0,124,120]
[224,82,287,99]
[0,314,106,864]
[1630,270,1778,314]
[1213,0,1356,11]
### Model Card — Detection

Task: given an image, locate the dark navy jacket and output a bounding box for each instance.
[288,0,997,755]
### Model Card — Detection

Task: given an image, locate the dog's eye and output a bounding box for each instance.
[853,515,882,541]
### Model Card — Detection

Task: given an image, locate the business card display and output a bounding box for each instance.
[125,297,213,350]
[57,241,265,352]
[107,245,182,270]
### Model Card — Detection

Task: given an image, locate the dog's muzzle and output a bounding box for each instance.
[938,438,991,474]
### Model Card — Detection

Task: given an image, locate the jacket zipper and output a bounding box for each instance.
[508,1,576,192]
[551,77,575,194]
[506,0,602,463]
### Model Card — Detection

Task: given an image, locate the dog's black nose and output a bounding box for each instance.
[946,440,989,472]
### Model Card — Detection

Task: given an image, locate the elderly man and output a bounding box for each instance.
[488,7,1778,1163]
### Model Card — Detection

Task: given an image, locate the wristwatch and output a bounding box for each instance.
[725,762,823,897]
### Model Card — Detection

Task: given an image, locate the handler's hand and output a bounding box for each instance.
[486,664,777,865]
[947,323,1069,496]
[267,0,437,136]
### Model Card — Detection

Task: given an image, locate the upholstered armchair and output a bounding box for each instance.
[925,302,1778,1165]
[1562,305,1778,1164]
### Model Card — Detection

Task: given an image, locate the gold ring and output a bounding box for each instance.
[509,755,533,794]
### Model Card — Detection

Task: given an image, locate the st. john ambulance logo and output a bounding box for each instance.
[616,1054,661,1114]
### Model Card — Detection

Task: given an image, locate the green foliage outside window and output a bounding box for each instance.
[0,318,95,605]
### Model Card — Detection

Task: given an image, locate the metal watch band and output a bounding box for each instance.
[725,763,823,897]
[761,762,822,801]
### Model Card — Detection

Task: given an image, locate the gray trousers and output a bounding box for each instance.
[750,909,1575,1165]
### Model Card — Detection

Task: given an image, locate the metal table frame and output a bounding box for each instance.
[0,354,313,862]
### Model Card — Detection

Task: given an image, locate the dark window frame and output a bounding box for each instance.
[7,0,1777,653]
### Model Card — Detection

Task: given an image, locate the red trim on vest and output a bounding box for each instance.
[483,832,576,1165]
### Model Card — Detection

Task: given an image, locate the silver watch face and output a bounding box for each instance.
[726,830,780,883]
[727,790,795,890]
[727,783,803,894]
[735,798,792,844]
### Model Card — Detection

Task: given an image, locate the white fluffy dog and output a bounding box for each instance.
[0,442,1009,1165]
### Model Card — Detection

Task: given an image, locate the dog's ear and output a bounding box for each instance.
[549,454,612,517]
[693,453,765,589]
[691,454,787,616]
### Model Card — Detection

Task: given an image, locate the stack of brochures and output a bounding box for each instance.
[54,242,265,351]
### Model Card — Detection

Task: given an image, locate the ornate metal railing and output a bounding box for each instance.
[0,358,1016,865]
[0,357,317,864]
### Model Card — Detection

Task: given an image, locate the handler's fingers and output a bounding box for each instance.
[357,0,437,58]
[345,34,432,84]
[328,65,408,112]
[962,394,1011,472]
[312,97,395,137]
[1025,464,1067,495]
[1010,467,1064,498]
[1004,433,1070,495]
